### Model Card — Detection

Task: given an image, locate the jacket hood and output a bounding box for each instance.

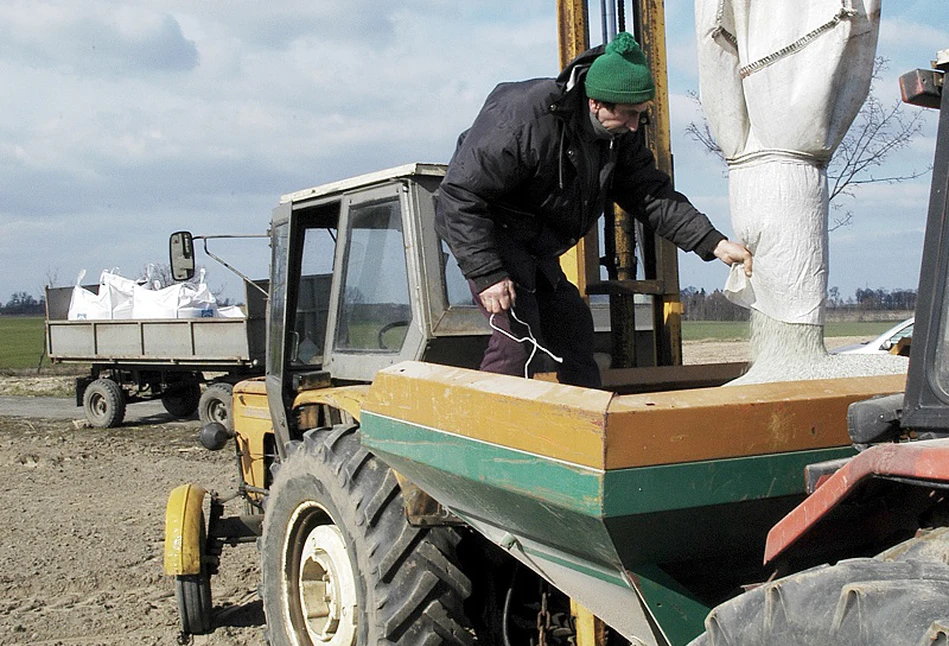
[555,44,606,87]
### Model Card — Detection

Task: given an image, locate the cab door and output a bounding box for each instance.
[322,182,426,381]
[265,202,294,451]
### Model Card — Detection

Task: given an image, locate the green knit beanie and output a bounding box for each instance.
[585,32,655,104]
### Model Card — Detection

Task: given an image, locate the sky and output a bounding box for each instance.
[1,0,946,306]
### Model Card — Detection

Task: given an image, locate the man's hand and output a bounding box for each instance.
[713,239,753,277]
[479,278,516,314]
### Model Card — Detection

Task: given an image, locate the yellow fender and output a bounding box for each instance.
[293,384,369,423]
[163,483,207,576]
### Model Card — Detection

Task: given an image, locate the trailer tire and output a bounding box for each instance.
[689,528,949,646]
[82,378,126,428]
[260,423,474,646]
[162,378,201,419]
[175,571,213,635]
[198,383,234,430]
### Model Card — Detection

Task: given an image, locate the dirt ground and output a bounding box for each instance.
[680,335,862,365]
[0,416,264,646]
[0,337,870,645]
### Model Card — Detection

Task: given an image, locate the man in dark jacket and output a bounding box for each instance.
[435,32,752,387]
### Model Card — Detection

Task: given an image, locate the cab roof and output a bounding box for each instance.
[279,163,447,205]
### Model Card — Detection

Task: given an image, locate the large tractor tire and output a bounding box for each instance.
[82,378,126,428]
[198,382,234,430]
[260,423,474,646]
[689,527,949,646]
[162,377,202,419]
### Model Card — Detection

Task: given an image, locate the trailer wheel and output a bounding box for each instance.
[83,378,126,428]
[689,528,949,646]
[162,378,201,419]
[198,383,234,430]
[260,423,474,646]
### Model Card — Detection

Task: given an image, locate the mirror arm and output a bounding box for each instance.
[195,234,270,298]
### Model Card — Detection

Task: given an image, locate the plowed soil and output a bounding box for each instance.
[0,415,262,645]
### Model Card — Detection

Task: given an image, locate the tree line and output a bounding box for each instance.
[681,286,917,321]
[0,292,45,315]
[1,286,917,320]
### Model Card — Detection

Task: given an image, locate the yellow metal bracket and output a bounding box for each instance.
[571,599,607,646]
[163,483,207,576]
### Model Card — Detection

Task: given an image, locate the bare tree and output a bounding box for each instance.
[685,57,931,231]
[44,267,61,289]
[684,89,725,163]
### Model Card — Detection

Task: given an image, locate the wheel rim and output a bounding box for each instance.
[89,392,108,420]
[208,398,228,423]
[283,502,358,646]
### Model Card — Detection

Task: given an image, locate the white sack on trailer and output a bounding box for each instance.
[99,270,135,319]
[132,268,219,319]
[695,0,881,325]
[67,269,135,320]
[67,270,109,321]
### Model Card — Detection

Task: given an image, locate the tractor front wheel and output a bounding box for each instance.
[260,423,474,646]
[175,571,212,635]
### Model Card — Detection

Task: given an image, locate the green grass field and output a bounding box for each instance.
[0,315,905,371]
[0,316,50,371]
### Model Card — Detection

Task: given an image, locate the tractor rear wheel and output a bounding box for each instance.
[83,378,126,428]
[689,527,949,645]
[260,423,474,646]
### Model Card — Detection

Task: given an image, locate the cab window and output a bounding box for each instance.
[335,198,411,352]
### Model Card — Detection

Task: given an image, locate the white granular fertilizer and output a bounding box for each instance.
[728,311,908,386]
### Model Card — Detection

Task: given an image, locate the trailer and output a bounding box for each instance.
[44,280,268,429]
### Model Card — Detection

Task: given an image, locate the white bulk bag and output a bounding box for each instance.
[67,270,110,320]
[132,281,218,319]
[218,305,246,319]
[67,269,136,320]
[174,281,219,319]
[99,269,135,319]
[695,0,880,325]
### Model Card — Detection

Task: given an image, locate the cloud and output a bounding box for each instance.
[0,2,198,76]
[879,15,949,56]
[0,0,942,305]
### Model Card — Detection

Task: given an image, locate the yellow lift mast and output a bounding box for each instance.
[557,0,683,368]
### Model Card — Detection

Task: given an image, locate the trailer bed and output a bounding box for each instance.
[45,284,266,369]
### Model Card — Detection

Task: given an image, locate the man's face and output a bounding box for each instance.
[589,99,649,134]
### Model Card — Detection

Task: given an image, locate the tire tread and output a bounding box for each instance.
[261,423,473,646]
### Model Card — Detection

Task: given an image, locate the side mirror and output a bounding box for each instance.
[169,231,195,281]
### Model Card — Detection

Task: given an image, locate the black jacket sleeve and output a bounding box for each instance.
[610,132,725,261]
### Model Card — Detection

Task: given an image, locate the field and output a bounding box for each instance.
[0,316,49,371]
[0,315,902,372]
[0,415,262,645]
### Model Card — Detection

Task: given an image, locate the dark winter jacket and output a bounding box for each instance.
[435,46,726,293]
